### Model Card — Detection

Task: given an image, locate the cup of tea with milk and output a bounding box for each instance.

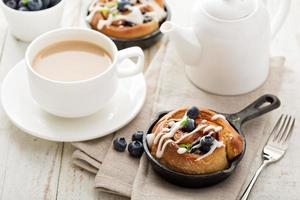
[25,28,144,118]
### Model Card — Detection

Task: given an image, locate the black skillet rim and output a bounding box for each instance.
[143,110,246,178]
[85,2,171,44]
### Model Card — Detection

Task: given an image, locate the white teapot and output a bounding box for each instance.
[160,0,290,95]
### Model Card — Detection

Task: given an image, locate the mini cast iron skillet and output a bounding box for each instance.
[143,94,280,188]
[86,3,171,50]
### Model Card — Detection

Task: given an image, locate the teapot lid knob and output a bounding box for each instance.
[201,0,257,20]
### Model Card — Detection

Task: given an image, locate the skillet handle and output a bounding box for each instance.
[231,94,281,125]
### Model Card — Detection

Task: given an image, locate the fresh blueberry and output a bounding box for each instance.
[199,135,214,153]
[41,0,50,8]
[128,140,144,158]
[18,0,26,8]
[49,0,60,7]
[124,21,134,27]
[132,131,144,142]
[113,137,127,152]
[28,0,43,10]
[117,0,131,12]
[187,106,200,119]
[143,15,152,23]
[18,6,29,11]
[182,119,196,132]
[5,0,17,9]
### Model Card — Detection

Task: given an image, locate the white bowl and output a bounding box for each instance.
[0,0,65,42]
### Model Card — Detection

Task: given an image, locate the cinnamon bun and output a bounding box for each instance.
[87,0,167,39]
[147,107,244,174]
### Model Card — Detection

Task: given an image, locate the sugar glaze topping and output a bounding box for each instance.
[149,109,227,160]
[211,114,226,121]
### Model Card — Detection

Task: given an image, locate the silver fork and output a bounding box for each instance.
[240,114,295,200]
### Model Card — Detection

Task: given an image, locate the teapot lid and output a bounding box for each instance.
[201,0,256,20]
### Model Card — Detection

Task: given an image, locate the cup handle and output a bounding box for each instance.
[116,47,144,77]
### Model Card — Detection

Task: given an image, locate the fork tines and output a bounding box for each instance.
[268,114,295,144]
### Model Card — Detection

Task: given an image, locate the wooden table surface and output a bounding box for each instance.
[0,0,299,199]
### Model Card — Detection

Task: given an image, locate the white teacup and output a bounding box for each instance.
[25,28,144,118]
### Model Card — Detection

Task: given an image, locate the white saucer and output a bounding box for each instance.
[1,60,146,142]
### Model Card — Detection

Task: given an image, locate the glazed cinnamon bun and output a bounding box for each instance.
[86,0,167,39]
[147,107,244,174]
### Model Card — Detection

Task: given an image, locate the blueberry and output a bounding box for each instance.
[187,106,200,119]
[5,0,17,9]
[18,0,26,8]
[113,137,127,152]
[49,0,60,7]
[124,21,134,27]
[132,131,144,142]
[143,15,152,23]
[18,6,29,11]
[117,0,131,12]
[199,145,211,154]
[128,140,144,158]
[28,0,43,10]
[199,135,214,153]
[182,119,196,132]
[41,0,50,8]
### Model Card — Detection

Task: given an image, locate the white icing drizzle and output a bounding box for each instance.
[146,133,155,146]
[208,131,215,136]
[130,0,138,3]
[196,140,225,161]
[214,126,223,132]
[156,140,173,158]
[203,125,216,133]
[153,128,169,145]
[97,14,114,30]
[203,125,223,133]
[86,5,102,22]
[211,114,226,121]
[155,117,186,158]
[118,6,144,24]
[177,147,188,154]
[144,1,166,22]
[175,124,207,144]
[168,121,175,127]
[162,127,170,132]
[88,0,99,12]
[148,111,227,160]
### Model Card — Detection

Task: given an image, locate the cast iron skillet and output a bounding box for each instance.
[85,3,171,50]
[143,94,280,188]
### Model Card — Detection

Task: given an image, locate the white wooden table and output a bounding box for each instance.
[0,0,299,199]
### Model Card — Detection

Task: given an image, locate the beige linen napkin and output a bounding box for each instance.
[71,41,169,196]
[72,40,285,199]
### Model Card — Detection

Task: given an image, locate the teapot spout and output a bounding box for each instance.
[160,21,201,65]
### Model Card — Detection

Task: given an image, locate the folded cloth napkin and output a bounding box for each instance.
[71,41,169,197]
[72,39,286,199]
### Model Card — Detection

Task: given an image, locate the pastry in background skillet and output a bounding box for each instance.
[147,107,244,174]
[86,0,167,39]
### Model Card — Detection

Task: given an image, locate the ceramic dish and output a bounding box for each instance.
[85,2,171,49]
[143,94,280,187]
[0,0,65,42]
[1,60,146,142]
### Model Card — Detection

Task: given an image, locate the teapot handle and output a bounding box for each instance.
[265,0,291,40]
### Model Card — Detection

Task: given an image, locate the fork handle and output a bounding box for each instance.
[240,160,269,200]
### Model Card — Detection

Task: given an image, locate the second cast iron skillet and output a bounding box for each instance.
[143,94,280,188]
